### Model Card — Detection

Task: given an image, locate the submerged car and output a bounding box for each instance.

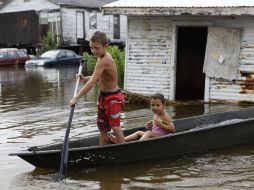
[0,48,31,66]
[25,49,83,66]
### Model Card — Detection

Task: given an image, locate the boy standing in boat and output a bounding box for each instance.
[69,31,125,145]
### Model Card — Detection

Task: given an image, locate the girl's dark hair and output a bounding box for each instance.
[150,93,165,104]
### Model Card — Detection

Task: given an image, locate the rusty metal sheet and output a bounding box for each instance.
[203,26,241,80]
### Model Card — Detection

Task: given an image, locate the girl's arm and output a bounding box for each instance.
[144,120,153,130]
[154,118,175,133]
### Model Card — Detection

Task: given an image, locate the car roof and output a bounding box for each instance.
[46,49,73,52]
[0,48,18,51]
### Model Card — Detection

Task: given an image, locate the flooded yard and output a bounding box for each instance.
[0,66,254,190]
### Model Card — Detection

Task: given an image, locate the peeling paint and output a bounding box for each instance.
[124,16,172,98]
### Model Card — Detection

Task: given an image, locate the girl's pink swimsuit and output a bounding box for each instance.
[152,124,170,135]
[146,121,174,136]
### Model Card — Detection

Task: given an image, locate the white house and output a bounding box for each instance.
[103,0,254,103]
[0,0,127,52]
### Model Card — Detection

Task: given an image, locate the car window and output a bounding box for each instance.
[40,51,59,59]
[17,50,28,57]
[66,50,76,58]
[57,51,66,58]
[0,51,7,58]
[7,51,17,58]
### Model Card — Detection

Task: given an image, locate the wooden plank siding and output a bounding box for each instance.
[0,10,39,46]
[124,16,172,99]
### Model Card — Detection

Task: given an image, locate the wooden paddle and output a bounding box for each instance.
[58,60,84,181]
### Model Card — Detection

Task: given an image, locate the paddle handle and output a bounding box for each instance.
[73,62,83,98]
[58,59,84,181]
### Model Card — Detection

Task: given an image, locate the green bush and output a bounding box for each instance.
[83,46,125,88]
[41,32,59,52]
[83,52,97,71]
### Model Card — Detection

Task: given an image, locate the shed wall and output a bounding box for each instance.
[125,16,254,102]
[125,16,172,99]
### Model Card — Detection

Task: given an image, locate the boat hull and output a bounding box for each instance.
[13,107,254,168]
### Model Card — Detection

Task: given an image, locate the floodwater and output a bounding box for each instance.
[0,66,254,190]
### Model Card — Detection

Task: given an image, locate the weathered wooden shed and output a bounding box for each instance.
[103,0,254,103]
[0,0,127,52]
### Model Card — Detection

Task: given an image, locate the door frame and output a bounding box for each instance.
[170,21,212,101]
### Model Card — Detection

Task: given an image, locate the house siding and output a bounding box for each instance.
[0,10,39,46]
[61,7,80,45]
[125,16,172,99]
[0,1,127,49]
[62,7,127,46]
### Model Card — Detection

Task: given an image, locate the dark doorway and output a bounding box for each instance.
[175,27,207,101]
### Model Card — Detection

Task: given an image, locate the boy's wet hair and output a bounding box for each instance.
[150,93,165,104]
[90,31,108,46]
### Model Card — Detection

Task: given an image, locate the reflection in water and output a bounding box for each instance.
[8,143,254,190]
[0,66,254,190]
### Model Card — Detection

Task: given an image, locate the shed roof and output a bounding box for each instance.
[103,0,254,16]
[104,0,254,8]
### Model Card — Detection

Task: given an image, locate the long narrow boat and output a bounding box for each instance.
[10,107,254,168]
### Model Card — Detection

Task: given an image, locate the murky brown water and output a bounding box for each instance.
[0,66,254,190]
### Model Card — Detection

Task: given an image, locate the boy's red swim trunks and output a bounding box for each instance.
[97,89,124,132]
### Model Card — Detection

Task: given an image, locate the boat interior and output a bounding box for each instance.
[29,107,254,152]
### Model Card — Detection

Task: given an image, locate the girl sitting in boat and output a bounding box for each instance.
[110,93,175,143]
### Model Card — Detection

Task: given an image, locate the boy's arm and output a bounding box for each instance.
[69,61,104,106]
[77,74,91,84]
[83,76,91,83]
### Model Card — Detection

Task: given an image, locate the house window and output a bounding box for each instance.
[113,15,120,39]
[21,17,28,26]
[102,15,110,30]
[89,12,97,29]
[76,11,84,39]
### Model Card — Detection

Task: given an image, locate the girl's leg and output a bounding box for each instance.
[140,131,160,140]
[125,131,145,142]
[110,131,145,143]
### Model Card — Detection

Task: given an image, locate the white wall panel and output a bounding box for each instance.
[125,16,172,99]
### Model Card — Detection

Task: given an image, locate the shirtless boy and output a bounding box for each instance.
[69,31,125,145]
